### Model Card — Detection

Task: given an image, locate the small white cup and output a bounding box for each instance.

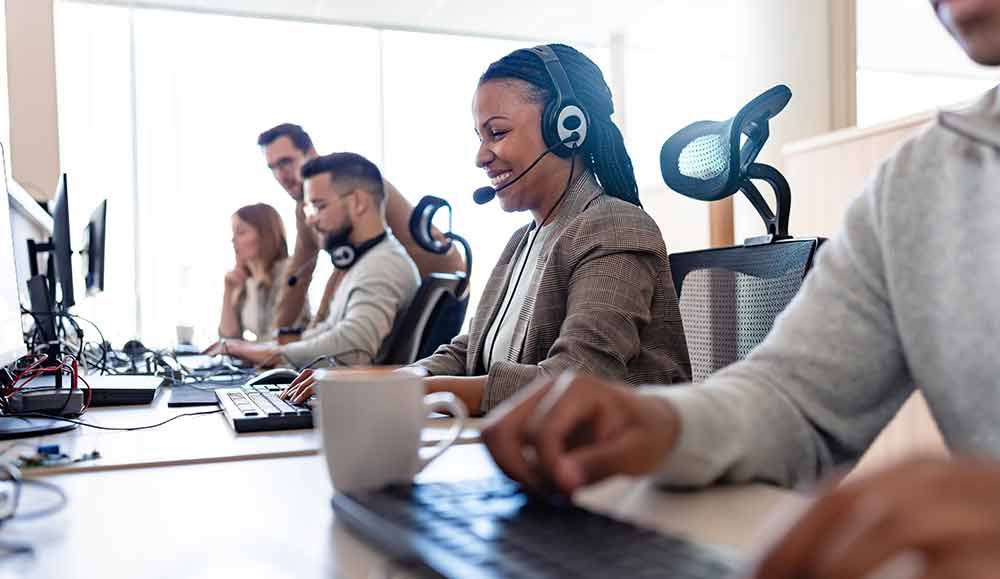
[316,368,467,491]
[176,324,195,345]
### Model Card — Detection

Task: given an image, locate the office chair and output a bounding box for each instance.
[373,195,474,365]
[375,273,468,365]
[661,85,824,381]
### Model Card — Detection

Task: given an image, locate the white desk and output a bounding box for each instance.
[6,388,480,476]
[1,444,802,579]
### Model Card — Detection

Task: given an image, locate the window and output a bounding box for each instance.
[56,1,719,347]
[54,2,134,341]
[623,0,744,253]
[57,4,382,345]
[59,4,621,344]
[857,0,999,126]
[129,9,380,345]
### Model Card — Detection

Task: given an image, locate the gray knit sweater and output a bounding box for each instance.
[648,87,1000,488]
[281,233,419,367]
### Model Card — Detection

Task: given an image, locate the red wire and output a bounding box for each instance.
[10,356,49,390]
[5,352,91,414]
[11,364,68,394]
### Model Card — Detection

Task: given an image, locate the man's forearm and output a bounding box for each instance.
[275,203,320,328]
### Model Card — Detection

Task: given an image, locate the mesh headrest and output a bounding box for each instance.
[660,85,791,202]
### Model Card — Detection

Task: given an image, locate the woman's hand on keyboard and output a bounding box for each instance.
[279,369,316,404]
[482,372,680,495]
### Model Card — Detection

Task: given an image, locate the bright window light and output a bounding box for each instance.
[55,1,717,346]
[857,0,1000,126]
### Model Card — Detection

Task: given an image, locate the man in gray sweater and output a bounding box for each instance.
[220,152,419,368]
[483,0,1000,576]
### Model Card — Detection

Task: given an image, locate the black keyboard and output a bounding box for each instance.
[215,383,313,433]
[332,477,741,578]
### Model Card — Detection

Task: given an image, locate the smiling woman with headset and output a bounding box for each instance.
[417,42,694,414]
[282,44,691,413]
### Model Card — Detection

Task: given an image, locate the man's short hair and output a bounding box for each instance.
[257,123,313,153]
[301,152,385,203]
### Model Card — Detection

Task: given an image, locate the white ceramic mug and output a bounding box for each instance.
[176,324,194,345]
[316,368,467,491]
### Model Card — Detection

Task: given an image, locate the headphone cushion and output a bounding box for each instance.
[542,100,589,158]
[541,98,570,158]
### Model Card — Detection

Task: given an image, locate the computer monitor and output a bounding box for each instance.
[27,275,56,345]
[0,193,27,368]
[2,186,77,439]
[51,173,75,308]
[81,199,106,295]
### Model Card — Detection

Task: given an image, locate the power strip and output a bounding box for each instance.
[8,389,85,415]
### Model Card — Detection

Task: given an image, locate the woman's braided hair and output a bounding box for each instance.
[479,43,640,207]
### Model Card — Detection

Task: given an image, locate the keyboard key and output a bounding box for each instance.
[333,477,741,578]
[248,393,280,416]
[262,392,300,415]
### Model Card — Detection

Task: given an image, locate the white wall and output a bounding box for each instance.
[0,0,7,149]
[8,183,52,310]
[732,0,851,242]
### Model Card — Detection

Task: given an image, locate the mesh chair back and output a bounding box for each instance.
[669,238,822,381]
[376,273,468,365]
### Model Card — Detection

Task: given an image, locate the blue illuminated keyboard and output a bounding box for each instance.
[333,476,741,578]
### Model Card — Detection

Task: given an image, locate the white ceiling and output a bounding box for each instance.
[77,0,729,47]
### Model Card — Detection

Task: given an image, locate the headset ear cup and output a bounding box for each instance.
[542,99,570,158]
[543,102,589,159]
[530,44,589,158]
[330,245,356,269]
[558,104,588,152]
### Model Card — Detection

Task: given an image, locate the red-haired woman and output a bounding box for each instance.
[218,203,309,341]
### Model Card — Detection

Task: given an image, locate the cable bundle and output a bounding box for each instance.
[1,353,92,415]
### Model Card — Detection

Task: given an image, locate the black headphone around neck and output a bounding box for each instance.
[528,45,589,158]
[325,231,388,270]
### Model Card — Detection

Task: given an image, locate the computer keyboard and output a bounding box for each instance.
[332,476,742,578]
[215,382,313,433]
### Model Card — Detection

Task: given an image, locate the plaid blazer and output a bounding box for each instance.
[414,171,691,412]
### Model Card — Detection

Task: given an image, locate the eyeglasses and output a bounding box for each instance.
[303,190,355,219]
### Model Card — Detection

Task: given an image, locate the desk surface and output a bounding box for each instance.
[7,388,480,476]
[2,444,802,579]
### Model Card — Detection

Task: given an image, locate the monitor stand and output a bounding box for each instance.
[0,416,76,440]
